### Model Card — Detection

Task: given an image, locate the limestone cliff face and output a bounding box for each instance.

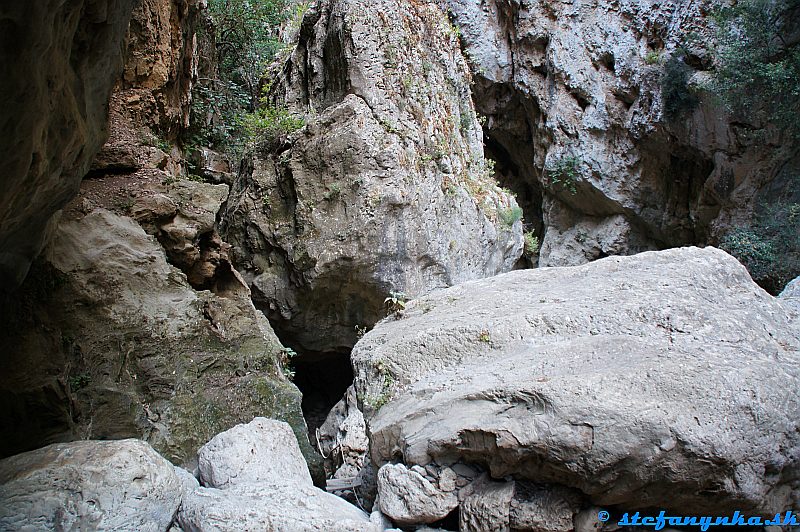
[443,0,798,267]
[0,0,318,470]
[92,0,206,178]
[0,0,136,289]
[221,0,524,353]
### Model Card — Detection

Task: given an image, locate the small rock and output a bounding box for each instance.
[425,464,439,478]
[411,464,427,476]
[451,463,478,479]
[438,467,457,492]
[459,475,515,532]
[574,506,604,532]
[377,464,458,525]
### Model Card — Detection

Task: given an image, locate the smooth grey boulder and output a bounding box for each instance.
[198,417,312,489]
[180,418,375,531]
[377,464,458,525]
[0,439,181,531]
[353,247,800,515]
[178,483,376,532]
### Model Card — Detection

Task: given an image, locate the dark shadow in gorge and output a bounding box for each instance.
[279,342,355,445]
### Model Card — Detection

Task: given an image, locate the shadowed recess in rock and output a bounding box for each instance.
[288,348,355,442]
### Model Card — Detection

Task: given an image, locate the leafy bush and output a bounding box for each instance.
[709,0,800,135]
[544,155,581,194]
[499,206,524,228]
[662,53,699,118]
[239,104,305,152]
[644,51,662,65]
[720,199,800,293]
[187,0,295,154]
[523,231,540,256]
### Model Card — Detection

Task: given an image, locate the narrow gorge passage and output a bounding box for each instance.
[288,347,354,442]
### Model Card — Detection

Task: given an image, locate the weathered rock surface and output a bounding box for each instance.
[221,0,523,353]
[444,0,799,267]
[780,276,800,314]
[353,247,800,515]
[0,0,136,288]
[198,417,312,489]
[458,475,515,532]
[0,439,181,531]
[318,386,369,481]
[0,205,314,467]
[377,464,458,525]
[178,418,375,531]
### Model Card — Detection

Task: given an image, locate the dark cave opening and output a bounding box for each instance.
[289,349,355,443]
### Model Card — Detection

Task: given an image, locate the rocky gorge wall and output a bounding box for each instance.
[0,0,136,289]
[443,0,798,268]
[220,0,525,356]
[0,0,318,473]
[0,0,799,529]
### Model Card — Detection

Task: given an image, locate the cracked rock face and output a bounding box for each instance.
[353,247,800,515]
[444,0,799,267]
[0,204,313,467]
[0,0,136,288]
[221,0,523,353]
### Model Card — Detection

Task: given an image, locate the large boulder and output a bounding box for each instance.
[444,0,798,267]
[178,418,376,531]
[221,0,523,353]
[0,439,181,531]
[197,417,312,488]
[0,0,136,288]
[0,207,313,467]
[353,247,800,516]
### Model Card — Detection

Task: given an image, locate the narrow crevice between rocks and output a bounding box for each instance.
[284,345,355,444]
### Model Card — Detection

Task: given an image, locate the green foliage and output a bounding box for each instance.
[720,199,800,293]
[544,155,581,194]
[364,360,396,411]
[644,50,662,65]
[208,0,290,106]
[662,52,699,118]
[478,329,491,343]
[69,374,91,393]
[188,0,295,154]
[523,231,540,256]
[499,206,524,228]
[354,324,368,339]
[278,346,298,380]
[709,0,800,135]
[384,291,408,315]
[239,104,305,152]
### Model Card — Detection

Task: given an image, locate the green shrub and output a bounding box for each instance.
[644,51,662,65]
[720,199,800,293]
[239,105,305,152]
[187,0,295,154]
[662,53,699,118]
[523,231,540,256]
[499,206,524,228]
[709,0,800,136]
[544,155,581,194]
